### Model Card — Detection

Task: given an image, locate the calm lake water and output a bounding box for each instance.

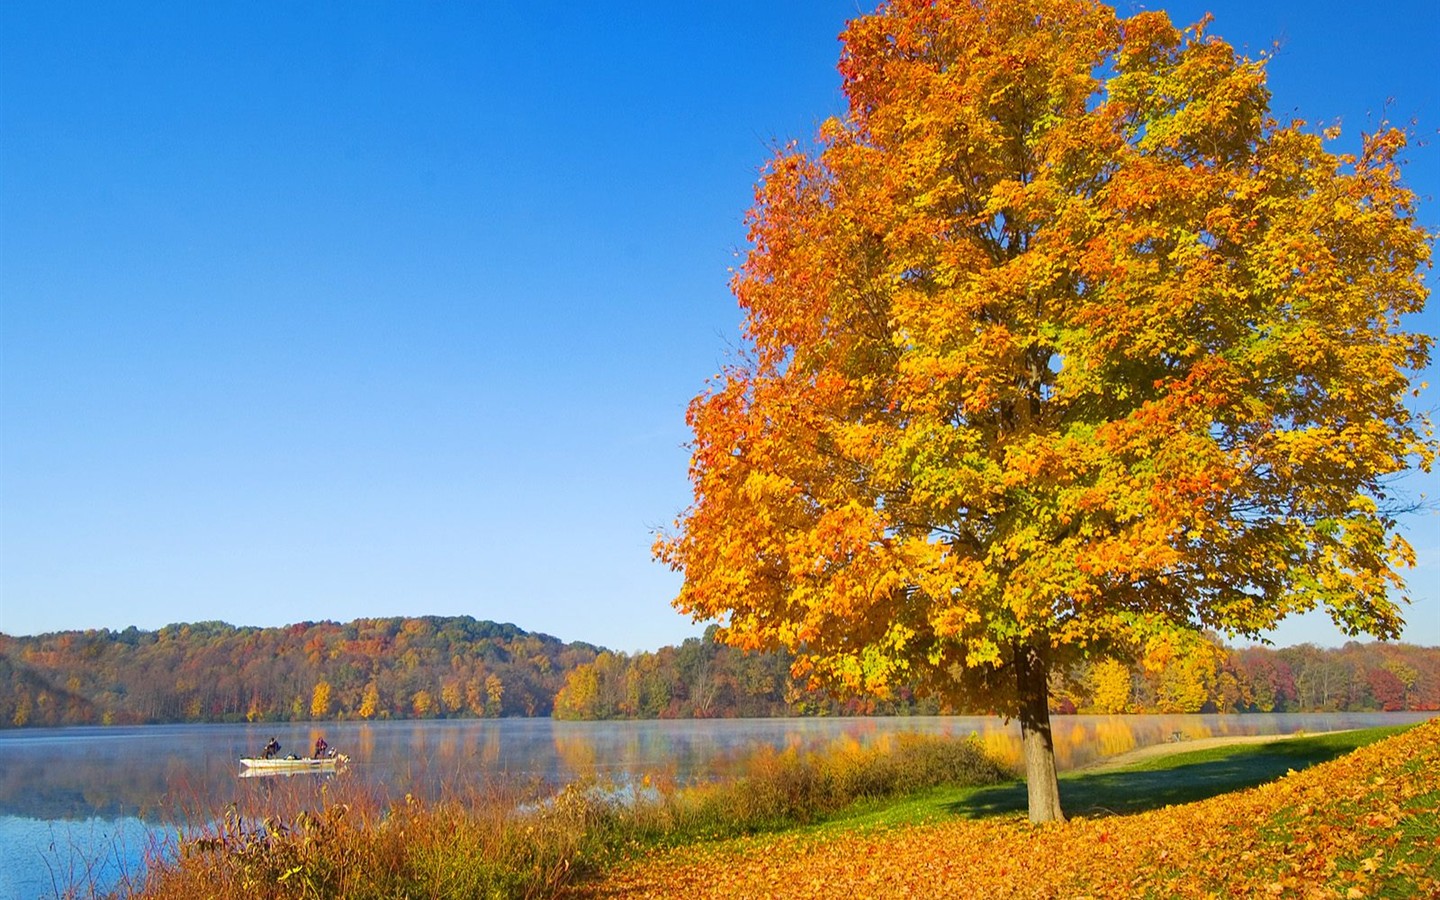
[1,711,1430,898]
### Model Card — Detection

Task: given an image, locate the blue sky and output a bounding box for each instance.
[2,1,1437,653]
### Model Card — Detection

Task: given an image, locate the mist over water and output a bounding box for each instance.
[1,712,1429,899]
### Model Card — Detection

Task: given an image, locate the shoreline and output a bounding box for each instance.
[1077,729,1354,772]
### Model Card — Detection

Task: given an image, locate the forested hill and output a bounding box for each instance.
[3,617,1437,728]
[0,616,603,727]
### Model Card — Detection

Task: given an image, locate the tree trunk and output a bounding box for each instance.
[1016,639,1064,823]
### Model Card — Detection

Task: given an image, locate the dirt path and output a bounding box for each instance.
[1077,729,1353,772]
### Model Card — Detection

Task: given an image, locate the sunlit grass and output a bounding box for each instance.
[811,723,1417,832]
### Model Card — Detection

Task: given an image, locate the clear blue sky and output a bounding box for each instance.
[3,1,1437,652]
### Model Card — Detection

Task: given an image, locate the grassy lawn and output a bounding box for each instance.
[819,724,1416,831]
[587,719,1438,898]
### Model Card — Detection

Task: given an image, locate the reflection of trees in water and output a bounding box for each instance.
[356,723,375,758]
[437,728,460,767]
[480,726,501,769]
[1089,719,1139,760]
[407,723,430,759]
[0,727,359,823]
[552,731,600,781]
[2,713,1429,825]
[0,745,224,822]
[551,726,687,786]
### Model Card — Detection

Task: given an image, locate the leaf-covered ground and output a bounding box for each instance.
[574,718,1439,898]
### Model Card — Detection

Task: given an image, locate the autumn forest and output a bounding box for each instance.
[4,0,1439,894]
[1,615,1434,728]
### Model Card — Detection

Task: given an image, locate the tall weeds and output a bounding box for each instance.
[626,731,1009,841]
[130,733,1008,899]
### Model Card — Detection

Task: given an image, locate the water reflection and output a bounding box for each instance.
[0,712,1431,899]
[0,713,1431,825]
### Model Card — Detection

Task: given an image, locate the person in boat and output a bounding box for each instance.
[262,738,281,760]
[313,736,329,759]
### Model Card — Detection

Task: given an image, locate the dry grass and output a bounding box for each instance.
[127,733,1005,899]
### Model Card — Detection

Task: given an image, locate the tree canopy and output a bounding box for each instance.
[657,0,1433,822]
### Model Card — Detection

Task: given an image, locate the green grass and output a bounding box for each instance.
[811,724,1416,833]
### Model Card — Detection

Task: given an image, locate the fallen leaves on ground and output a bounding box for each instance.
[573,719,1439,898]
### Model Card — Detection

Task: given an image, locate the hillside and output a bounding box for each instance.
[2,616,1437,727]
[0,616,602,726]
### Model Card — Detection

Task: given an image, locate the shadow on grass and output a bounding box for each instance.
[947,728,1403,820]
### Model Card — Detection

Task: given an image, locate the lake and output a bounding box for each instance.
[1,711,1430,898]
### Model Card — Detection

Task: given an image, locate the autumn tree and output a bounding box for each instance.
[1088,658,1132,714]
[310,680,334,720]
[484,674,505,717]
[358,682,380,720]
[441,679,464,716]
[657,0,1432,823]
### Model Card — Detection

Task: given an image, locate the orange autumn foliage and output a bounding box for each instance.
[656,0,1433,823]
[584,718,1440,899]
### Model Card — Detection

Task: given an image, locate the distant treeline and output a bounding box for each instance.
[552,630,1440,719]
[2,617,1437,728]
[0,616,601,727]
[1052,638,1439,715]
[552,628,941,719]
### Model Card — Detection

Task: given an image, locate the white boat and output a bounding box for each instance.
[239,753,348,775]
